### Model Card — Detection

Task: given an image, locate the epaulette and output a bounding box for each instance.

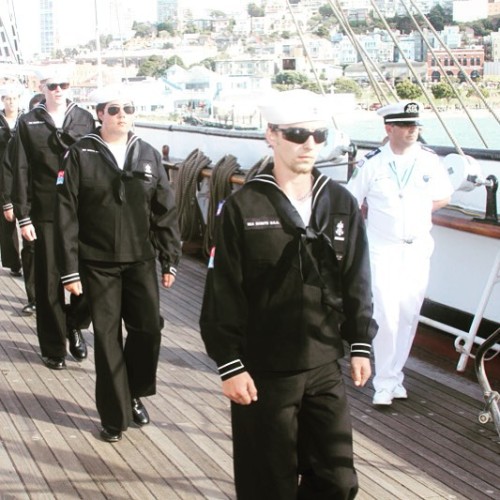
[365,147,382,160]
[421,145,436,155]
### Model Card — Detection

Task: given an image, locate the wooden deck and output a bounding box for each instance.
[0,254,498,499]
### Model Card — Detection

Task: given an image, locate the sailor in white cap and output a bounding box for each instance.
[0,83,37,315]
[0,83,22,276]
[54,84,181,443]
[347,101,453,405]
[200,89,376,497]
[11,65,95,370]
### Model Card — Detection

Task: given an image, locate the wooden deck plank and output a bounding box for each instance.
[0,255,499,499]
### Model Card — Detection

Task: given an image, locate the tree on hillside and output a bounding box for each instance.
[318,4,334,18]
[315,25,330,38]
[157,21,175,36]
[334,77,362,98]
[431,82,455,101]
[198,57,216,72]
[138,55,166,77]
[427,4,453,32]
[133,21,155,38]
[247,3,265,17]
[165,55,185,68]
[273,70,309,88]
[138,54,185,77]
[395,79,423,100]
[210,10,226,18]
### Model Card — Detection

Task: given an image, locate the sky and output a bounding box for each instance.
[15,0,244,57]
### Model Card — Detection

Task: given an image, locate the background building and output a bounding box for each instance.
[0,0,22,63]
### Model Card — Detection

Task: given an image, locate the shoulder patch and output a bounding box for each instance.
[208,246,215,269]
[421,145,436,155]
[365,147,382,160]
[216,200,226,216]
[56,170,65,185]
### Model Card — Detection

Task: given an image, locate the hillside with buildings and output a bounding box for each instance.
[1,1,500,122]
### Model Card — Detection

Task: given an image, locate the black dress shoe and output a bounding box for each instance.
[132,398,150,426]
[22,303,36,315]
[10,268,22,277]
[68,329,87,360]
[100,427,122,443]
[43,356,66,370]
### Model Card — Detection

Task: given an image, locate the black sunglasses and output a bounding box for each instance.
[276,127,328,145]
[106,105,135,116]
[46,82,70,91]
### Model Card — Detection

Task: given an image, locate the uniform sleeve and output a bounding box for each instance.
[149,156,182,276]
[430,154,453,201]
[346,157,371,208]
[199,198,249,380]
[11,120,32,226]
[340,193,378,357]
[54,147,81,285]
[0,138,15,209]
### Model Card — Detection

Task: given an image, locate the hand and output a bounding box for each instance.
[351,357,371,387]
[162,273,175,288]
[64,280,83,296]
[3,209,14,222]
[21,224,37,241]
[222,371,258,405]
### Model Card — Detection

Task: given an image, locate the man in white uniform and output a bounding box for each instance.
[347,101,453,405]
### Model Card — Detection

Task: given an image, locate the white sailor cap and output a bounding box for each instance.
[0,83,23,97]
[36,66,70,83]
[377,101,422,125]
[89,84,134,105]
[258,89,330,125]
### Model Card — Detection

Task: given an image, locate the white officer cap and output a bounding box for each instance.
[0,83,23,97]
[36,66,70,83]
[89,84,134,105]
[258,89,330,125]
[377,101,422,125]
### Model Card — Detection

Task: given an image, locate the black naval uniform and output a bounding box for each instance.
[12,100,95,358]
[1,138,36,305]
[0,111,22,273]
[54,130,181,431]
[200,164,377,499]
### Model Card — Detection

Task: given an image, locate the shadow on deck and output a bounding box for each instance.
[0,255,498,499]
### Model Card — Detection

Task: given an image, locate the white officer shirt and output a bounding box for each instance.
[347,142,453,244]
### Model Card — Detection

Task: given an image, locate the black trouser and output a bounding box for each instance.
[0,216,20,270]
[21,238,35,304]
[34,222,90,357]
[82,258,162,431]
[231,362,358,500]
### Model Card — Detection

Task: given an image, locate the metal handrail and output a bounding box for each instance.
[474,326,500,439]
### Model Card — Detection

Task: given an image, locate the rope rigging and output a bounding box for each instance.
[203,154,242,257]
[174,149,211,243]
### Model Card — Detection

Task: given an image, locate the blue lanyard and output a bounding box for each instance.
[389,159,416,194]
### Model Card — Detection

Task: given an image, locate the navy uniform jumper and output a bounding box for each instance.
[0,110,22,273]
[200,164,377,499]
[12,100,95,357]
[54,130,181,431]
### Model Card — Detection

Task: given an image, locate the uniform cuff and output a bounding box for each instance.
[18,217,32,227]
[163,264,177,276]
[218,359,246,380]
[3,203,13,211]
[61,273,80,285]
[350,343,371,358]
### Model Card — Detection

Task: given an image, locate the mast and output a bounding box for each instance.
[94,0,103,86]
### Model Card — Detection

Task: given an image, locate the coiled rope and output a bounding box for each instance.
[203,154,241,257]
[174,149,212,244]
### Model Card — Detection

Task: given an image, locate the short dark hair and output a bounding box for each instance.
[29,93,44,110]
